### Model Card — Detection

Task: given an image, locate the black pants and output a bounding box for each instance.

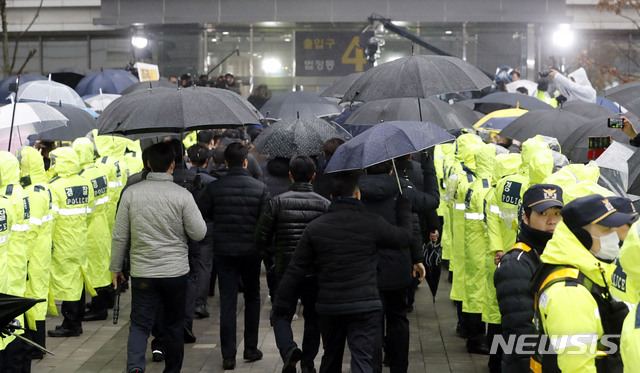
[214,254,262,359]
[61,291,85,331]
[195,232,215,307]
[0,329,32,373]
[126,275,187,373]
[272,275,320,369]
[318,310,382,373]
[374,288,410,373]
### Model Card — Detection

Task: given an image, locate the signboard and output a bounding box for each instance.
[295,31,374,77]
[134,62,160,82]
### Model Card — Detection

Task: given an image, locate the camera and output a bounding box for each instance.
[538,56,560,78]
[607,118,624,129]
[588,136,612,149]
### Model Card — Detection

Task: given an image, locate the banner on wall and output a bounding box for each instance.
[295,31,374,77]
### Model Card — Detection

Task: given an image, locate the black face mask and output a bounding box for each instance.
[19,175,31,187]
[519,220,554,252]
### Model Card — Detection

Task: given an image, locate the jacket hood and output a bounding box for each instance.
[49,147,81,177]
[519,135,549,175]
[562,180,614,204]
[73,137,96,168]
[454,133,484,171]
[568,68,592,89]
[528,148,554,185]
[0,151,21,187]
[266,157,291,177]
[492,153,522,184]
[127,138,142,153]
[474,144,495,179]
[359,174,398,202]
[619,221,640,287]
[542,162,600,191]
[93,132,128,158]
[15,146,46,185]
[541,221,608,287]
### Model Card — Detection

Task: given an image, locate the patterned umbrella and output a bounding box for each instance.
[260,91,342,120]
[253,117,343,158]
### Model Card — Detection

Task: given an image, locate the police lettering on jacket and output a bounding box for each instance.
[65,186,89,206]
[0,208,7,232]
[501,181,522,205]
[91,176,108,197]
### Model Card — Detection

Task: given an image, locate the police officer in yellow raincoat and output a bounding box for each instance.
[0,193,16,358]
[16,146,54,359]
[619,219,640,370]
[74,138,112,321]
[46,147,96,338]
[92,132,128,231]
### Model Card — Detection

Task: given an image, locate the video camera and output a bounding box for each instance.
[539,56,561,78]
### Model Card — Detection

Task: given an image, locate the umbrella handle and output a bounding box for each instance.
[391,158,403,195]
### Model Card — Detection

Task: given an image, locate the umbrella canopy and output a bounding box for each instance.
[595,141,636,196]
[341,55,492,103]
[423,239,442,302]
[0,293,45,333]
[75,69,139,96]
[560,113,634,163]
[605,81,640,116]
[0,102,69,146]
[28,105,97,141]
[253,117,343,158]
[473,107,528,133]
[596,96,625,113]
[120,80,178,95]
[344,97,476,130]
[499,109,589,145]
[471,92,553,113]
[17,80,86,108]
[49,67,92,90]
[84,93,121,112]
[0,74,47,106]
[506,79,538,96]
[560,100,615,119]
[325,121,455,173]
[260,91,342,120]
[320,72,363,99]
[628,146,640,195]
[97,87,263,136]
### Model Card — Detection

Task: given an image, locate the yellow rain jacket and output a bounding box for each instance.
[440,146,458,262]
[542,162,601,191]
[48,147,96,301]
[0,195,14,294]
[94,134,127,231]
[124,138,144,175]
[74,138,112,290]
[619,221,640,369]
[536,222,612,373]
[434,143,455,219]
[462,144,495,314]
[16,146,54,328]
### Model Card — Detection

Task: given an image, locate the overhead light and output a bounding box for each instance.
[527,59,535,67]
[131,36,148,49]
[263,58,281,73]
[552,24,574,48]
[445,30,453,35]
[222,31,229,35]
[284,38,291,42]
[211,38,217,42]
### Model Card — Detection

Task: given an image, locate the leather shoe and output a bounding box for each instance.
[184,325,197,344]
[301,367,317,373]
[243,347,263,361]
[282,347,301,373]
[48,327,80,338]
[152,350,164,362]
[128,368,143,373]
[55,324,82,334]
[30,350,44,360]
[223,357,236,370]
[194,305,210,319]
[82,310,107,322]
[467,341,490,355]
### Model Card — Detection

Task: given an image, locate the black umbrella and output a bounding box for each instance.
[28,105,97,141]
[470,92,553,114]
[605,81,640,116]
[628,146,640,195]
[320,72,363,99]
[423,239,442,302]
[595,141,636,197]
[499,109,589,145]
[344,97,476,130]
[49,67,92,90]
[260,91,342,120]
[97,87,263,136]
[119,79,177,95]
[560,100,616,119]
[0,293,52,355]
[560,113,635,163]
[341,55,492,103]
[253,116,343,158]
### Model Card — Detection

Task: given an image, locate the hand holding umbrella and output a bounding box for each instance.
[112,271,126,324]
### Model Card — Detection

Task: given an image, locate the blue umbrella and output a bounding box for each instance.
[0,74,47,106]
[75,69,139,96]
[325,121,455,173]
[596,96,624,113]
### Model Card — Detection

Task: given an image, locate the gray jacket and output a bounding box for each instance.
[110,172,207,278]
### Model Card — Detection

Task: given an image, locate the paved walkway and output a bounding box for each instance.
[32,270,490,373]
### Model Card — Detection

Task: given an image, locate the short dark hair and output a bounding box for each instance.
[524,206,532,221]
[330,170,362,198]
[141,145,152,171]
[213,129,224,144]
[249,128,262,143]
[187,144,210,167]
[197,130,214,145]
[223,129,241,139]
[146,142,175,173]
[289,155,316,182]
[165,138,184,164]
[365,160,392,175]
[516,87,529,95]
[323,138,345,159]
[224,142,248,167]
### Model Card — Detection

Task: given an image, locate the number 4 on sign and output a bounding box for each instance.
[342,36,367,72]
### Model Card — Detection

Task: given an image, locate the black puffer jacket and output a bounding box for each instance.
[494,222,553,373]
[261,157,292,197]
[254,182,330,276]
[273,197,413,315]
[199,167,270,256]
[359,174,426,290]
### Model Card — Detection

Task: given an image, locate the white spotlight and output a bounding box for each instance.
[131,36,148,49]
